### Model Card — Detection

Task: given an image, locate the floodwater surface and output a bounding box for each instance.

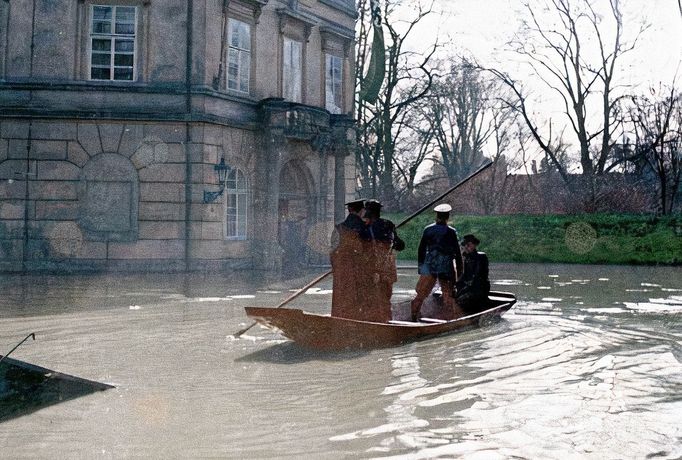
[0,263,680,459]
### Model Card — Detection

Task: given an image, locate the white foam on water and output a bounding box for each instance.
[622,302,681,313]
[641,283,661,287]
[128,305,141,310]
[231,295,256,299]
[626,289,652,292]
[191,297,230,302]
[492,279,524,286]
[598,278,610,281]
[548,275,559,278]
[256,290,281,294]
[537,286,552,290]
[541,298,563,302]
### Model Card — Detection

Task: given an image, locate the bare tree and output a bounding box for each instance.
[485,0,646,200]
[423,61,494,185]
[355,0,439,207]
[628,85,682,214]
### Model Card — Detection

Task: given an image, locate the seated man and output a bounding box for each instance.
[455,234,491,314]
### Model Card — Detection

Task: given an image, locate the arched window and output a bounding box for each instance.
[225,168,248,239]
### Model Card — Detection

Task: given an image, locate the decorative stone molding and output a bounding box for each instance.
[78,153,139,242]
[277,7,317,42]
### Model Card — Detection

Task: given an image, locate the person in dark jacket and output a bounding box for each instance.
[410,204,463,321]
[455,234,490,314]
[330,199,368,319]
[362,199,404,322]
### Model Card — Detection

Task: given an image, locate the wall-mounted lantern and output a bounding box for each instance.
[203,157,231,203]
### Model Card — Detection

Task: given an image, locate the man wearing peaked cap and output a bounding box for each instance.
[331,198,369,319]
[361,198,404,322]
[410,203,463,321]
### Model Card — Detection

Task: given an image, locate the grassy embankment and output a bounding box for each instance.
[387,214,681,265]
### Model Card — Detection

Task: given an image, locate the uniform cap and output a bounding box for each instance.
[365,199,383,210]
[433,203,452,213]
[344,199,365,207]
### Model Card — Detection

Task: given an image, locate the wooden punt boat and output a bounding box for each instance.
[244,291,516,351]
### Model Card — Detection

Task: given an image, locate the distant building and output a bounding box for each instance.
[0,0,358,272]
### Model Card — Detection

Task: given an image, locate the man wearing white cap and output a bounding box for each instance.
[410,203,463,321]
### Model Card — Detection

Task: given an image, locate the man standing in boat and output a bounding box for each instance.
[330,199,370,319]
[456,234,490,314]
[362,199,404,322]
[411,204,463,321]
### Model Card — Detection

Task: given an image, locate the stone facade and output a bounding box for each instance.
[0,0,357,272]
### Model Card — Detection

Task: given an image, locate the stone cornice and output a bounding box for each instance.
[319,0,357,18]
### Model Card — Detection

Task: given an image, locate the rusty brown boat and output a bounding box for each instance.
[244,291,516,350]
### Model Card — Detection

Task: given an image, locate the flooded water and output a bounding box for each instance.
[0,263,680,459]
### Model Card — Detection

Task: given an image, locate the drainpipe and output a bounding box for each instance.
[184,0,194,271]
[21,0,37,272]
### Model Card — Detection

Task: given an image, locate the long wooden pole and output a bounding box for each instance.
[232,161,493,338]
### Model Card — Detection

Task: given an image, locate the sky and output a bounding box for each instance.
[428,0,682,87]
[391,0,682,171]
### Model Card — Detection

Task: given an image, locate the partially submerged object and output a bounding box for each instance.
[244,291,516,351]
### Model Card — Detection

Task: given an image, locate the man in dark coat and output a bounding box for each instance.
[362,199,404,322]
[410,204,463,321]
[330,199,369,319]
[455,234,491,314]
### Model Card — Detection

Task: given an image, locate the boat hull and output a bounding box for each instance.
[244,291,516,350]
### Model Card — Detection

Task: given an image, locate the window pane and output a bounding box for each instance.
[115,23,135,35]
[114,67,133,80]
[91,67,111,80]
[114,53,134,66]
[116,7,136,22]
[283,39,302,102]
[92,39,111,51]
[229,19,250,50]
[226,169,236,189]
[239,51,250,92]
[115,40,134,52]
[92,21,111,34]
[91,53,111,66]
[238,22,250,50]
[225,170,248,239]
[93,6,112,20]
[227,49,239,90]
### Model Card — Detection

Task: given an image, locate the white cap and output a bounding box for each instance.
[434,204,452,213]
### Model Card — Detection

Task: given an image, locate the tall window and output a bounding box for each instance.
[90,5,137,81]
[325,54,343,114]
[227,19,251,93]
[225,169,248,239]
[282,38,302,102]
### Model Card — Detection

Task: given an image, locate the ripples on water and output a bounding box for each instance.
[0,264,680,458]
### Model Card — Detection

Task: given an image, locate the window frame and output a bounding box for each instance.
[88,4,138,82]
[226,18,252,94]
[325,53,344,114]
[282,37,303,103]
[224,168,249,240]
